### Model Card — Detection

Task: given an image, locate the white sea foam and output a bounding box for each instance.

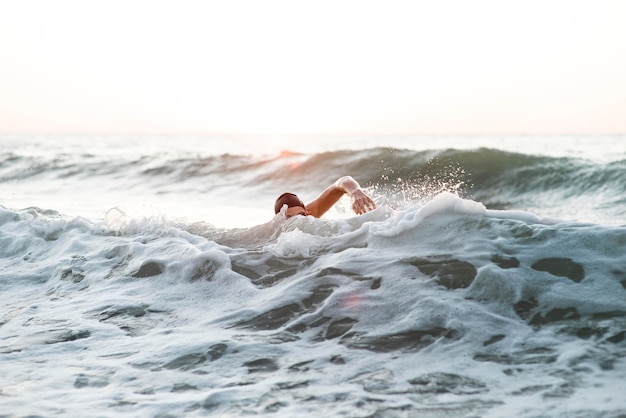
[1,191,625,416]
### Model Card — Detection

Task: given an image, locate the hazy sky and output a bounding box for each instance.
[1,0,625,136]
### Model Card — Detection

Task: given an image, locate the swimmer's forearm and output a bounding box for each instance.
[335,176,361,196]
[335,176,376,214]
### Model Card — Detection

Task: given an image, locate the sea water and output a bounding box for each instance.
[0,135,625,417]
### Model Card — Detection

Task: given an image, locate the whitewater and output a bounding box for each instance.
[1,135,625,417]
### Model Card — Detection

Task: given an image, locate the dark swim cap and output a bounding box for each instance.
[274,192,305,214]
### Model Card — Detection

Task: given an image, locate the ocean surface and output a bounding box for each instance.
[1,134,625,417]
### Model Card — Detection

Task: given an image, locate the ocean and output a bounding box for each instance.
[0,134,625,417]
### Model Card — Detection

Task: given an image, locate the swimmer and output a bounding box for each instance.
[274,176,376,218]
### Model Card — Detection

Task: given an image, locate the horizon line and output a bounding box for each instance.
[1,130,625,138]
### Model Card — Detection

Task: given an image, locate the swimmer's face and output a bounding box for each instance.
[286,206,309,218]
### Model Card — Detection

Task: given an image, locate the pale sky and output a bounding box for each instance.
[1,0,625,136]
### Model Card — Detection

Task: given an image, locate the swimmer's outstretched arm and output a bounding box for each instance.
[306,176,376,218]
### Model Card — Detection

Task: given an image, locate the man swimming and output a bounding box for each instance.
[274,176,376,218]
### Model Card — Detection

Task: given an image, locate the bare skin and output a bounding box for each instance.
[284,176,376,218]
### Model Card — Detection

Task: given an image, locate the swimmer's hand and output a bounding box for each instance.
[350,189,377,215]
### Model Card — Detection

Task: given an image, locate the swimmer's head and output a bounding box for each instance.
[274,192,306,215]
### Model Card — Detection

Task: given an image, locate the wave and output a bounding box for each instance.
[4,195,625,332]
[3,146,623,193]
[2,194,626,416]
